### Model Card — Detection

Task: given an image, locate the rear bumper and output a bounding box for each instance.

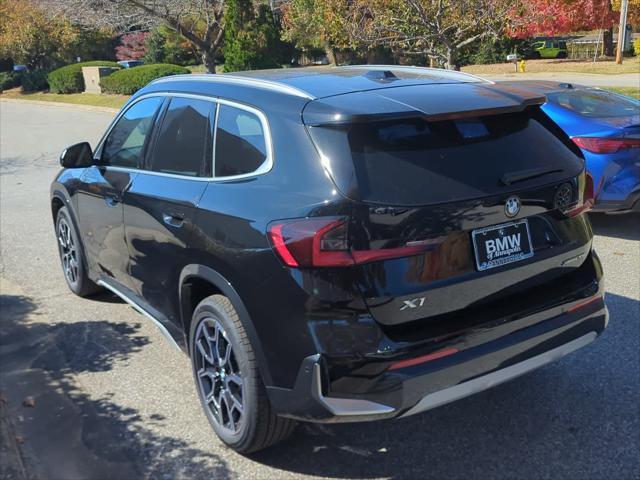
[267,289,608,423]
[593,189,640,213]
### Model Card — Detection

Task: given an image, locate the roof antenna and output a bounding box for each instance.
[364,70,399,82]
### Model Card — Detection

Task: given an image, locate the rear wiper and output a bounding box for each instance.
[500,167,564,186]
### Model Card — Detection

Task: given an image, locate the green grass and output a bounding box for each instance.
[462,57,640,75]
[601,87,640,99]
[1,90,129,109]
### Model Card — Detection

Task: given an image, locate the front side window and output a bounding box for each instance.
[215,104,268,177]
[150,97,214,177]
[102,97,163,168]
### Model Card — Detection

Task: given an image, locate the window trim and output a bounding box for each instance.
[94,92,274,182]
[213,98,273,179]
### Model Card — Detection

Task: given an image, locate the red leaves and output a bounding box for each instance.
[508,0,617,38]
[115,32,150,61]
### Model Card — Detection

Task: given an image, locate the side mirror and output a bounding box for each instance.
[60,142,94,168]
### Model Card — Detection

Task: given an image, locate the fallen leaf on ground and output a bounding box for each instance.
[22,396,35,408]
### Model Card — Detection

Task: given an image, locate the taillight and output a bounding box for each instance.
[572,136,640,154]
[268,217,428,268]
[562,171,594,217]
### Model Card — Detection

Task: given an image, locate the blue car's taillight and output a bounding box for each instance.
[573,136,640,154]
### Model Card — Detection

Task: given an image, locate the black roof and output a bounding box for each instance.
[143,65,489,101]
[230,65,489,99]
[137,66,548,122]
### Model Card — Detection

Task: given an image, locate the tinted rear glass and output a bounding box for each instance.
[546,89,639,118]
[308,108,583,206]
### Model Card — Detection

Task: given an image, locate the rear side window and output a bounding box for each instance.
[102,97,163,168]
[150,97,214,177]
[215,104,268,177]
[547,89,639,118]
[307,108,583,206]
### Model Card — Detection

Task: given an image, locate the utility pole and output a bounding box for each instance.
[616,0,629,64]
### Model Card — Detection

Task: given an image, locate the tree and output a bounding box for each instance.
[508,0,618,38]
[0,0,79,70]
[143,29,167,64]
[612,0,640,29]
[281,0,352,63]
[349,0,511,70]
[224,0,281,71]
[43,0,225,72]
[115,31,149,61]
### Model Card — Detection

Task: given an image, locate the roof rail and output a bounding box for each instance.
[150,74,315,99]
[341,65,492,84]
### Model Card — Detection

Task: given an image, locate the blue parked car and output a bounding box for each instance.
[117,60,144,69]
[501,82,639,213]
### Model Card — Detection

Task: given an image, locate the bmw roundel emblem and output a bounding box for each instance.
[505,196,521,218]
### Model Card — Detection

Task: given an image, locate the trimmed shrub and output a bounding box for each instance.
[21,70,49,92]
[48,60,121,94]
[100,63,189,95]
[633,38,640,57]
[0,71,21,91]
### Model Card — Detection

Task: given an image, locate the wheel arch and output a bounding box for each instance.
[51,188,72,225]
[179,264,273,386]
[51,188,94,280]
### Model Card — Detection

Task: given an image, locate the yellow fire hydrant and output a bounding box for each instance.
[518,59,526,73]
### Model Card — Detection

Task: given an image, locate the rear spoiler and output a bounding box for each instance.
[302,83,546,126]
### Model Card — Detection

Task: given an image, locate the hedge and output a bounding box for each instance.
[0,71,21,91]
[21,70,49,92]
[100,63,190,95]
[48,60,121,94]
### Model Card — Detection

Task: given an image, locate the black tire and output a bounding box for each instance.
[55,207,101,297]
[189,294,296,453]
[531,51,541,59]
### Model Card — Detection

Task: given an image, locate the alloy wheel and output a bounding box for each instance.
[58,218,79,287]
[194,318,245,434]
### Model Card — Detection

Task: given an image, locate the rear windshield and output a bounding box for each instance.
[307,108,583,206]
[546,89,639,118]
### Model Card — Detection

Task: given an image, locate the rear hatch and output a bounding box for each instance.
[303,82,593,328]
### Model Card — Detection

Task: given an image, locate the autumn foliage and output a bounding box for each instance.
[115,32,150,61]
[508,0,618,38]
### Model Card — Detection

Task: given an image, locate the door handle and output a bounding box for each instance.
[105,194,120,207]
[162,212,184,228]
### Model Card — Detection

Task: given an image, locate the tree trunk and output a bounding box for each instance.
[604,28,614,57]
[445,48,460,71]
[325,45,337,66]
[201,48,217,73]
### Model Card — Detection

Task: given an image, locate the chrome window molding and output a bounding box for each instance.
[150,74,315,100]
[93,92,274,182]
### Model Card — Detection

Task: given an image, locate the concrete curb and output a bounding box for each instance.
[0,408,29,480]
[0,97,119,114]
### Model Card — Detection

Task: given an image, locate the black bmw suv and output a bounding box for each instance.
[51,66,608,453]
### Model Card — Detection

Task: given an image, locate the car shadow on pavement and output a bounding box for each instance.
[252,292,640,480]
[0,293,233,480]
[590,212,640,241]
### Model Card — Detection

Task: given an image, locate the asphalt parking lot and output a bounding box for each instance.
[1,100,639,480]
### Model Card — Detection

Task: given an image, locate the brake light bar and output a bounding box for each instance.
[268,217,429,268]
[572,137,640,154]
